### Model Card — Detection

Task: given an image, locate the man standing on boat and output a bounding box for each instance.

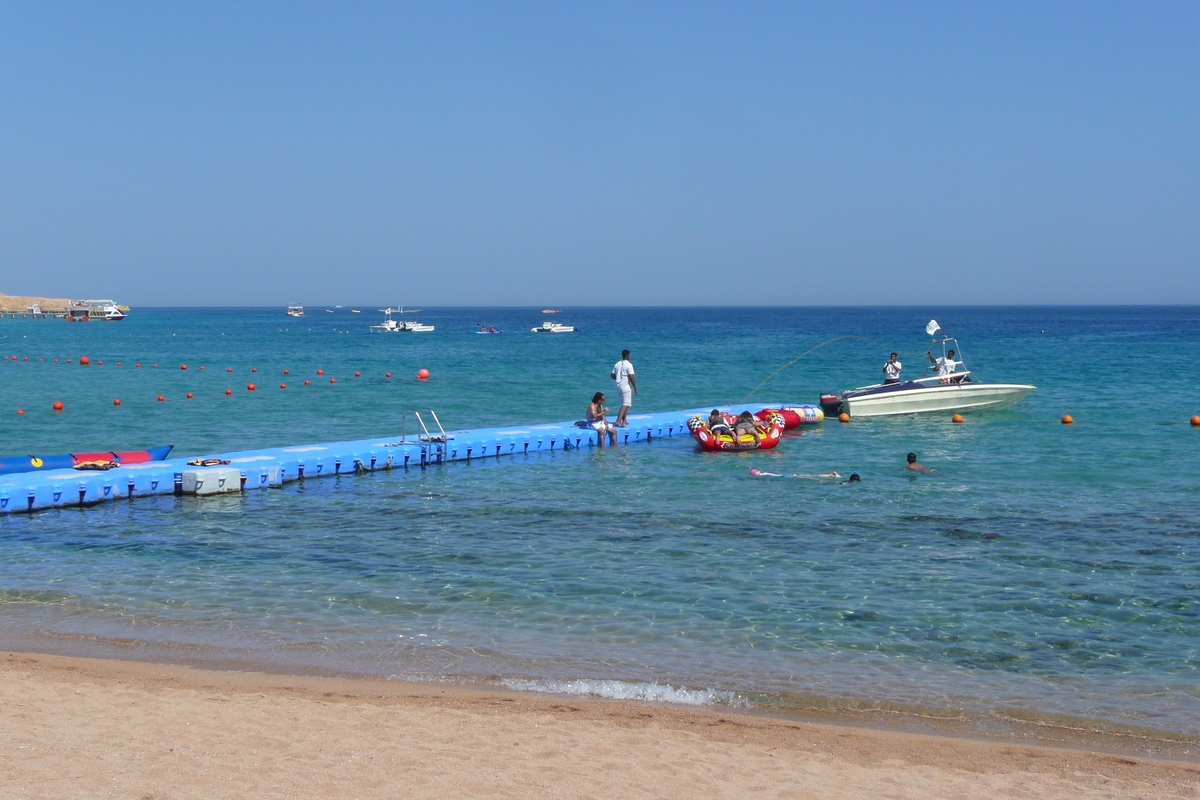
[882,353,902,384]
[611,350,637,427]
[928,349,961,383]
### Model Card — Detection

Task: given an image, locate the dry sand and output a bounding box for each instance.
[2,651,1198,800]
[0,292,70,313]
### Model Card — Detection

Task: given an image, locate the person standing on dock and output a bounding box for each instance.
[611,350,638,427]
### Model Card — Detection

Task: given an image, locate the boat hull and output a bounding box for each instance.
[844,384,1035,418]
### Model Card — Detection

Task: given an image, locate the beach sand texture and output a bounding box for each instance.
[3,652,1197,800]
[0,292,70,313]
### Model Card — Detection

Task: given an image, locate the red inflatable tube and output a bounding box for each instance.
[688,412,785,452]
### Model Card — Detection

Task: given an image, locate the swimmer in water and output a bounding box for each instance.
[904,452,930,472]
[750,468,845,480]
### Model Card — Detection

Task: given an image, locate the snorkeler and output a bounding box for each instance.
[750,468,851,481]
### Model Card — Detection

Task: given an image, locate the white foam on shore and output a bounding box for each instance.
[500,678,746,708]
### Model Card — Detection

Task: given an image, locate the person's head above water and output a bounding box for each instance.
[592,392,605,404]
[847,472,861,482]
[907,453,917,464]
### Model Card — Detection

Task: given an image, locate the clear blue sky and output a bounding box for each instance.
[1,2,1196,306]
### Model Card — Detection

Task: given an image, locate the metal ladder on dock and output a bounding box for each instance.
[399,409,453,465]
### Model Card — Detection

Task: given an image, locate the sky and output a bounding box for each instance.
[1,2,1197,306]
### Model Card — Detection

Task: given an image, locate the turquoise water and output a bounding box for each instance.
[2,307,1199,740]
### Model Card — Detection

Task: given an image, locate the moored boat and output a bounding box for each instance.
[688,411,785,452]
[819,321,1035,419]
[371,308,434,332]
[286,303,304,317]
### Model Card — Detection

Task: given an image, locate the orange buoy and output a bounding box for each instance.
[1062,415,1074,424]
[157,396,165,402]
[54,359,59,363]
[952,414,964,423]
[225,389,232,395]
[52,401,64,411]
[354,371,360,377]
[186,392,194,399]
[247,383,256,391]
[1191,415,1200,426]
[153,364,158,368]
[80,356,90,365]
[283,369,289,374]
[180,364,188,370]
[66,359,72,363]
[227,368,233,372]
[113,399,121,406]
[17,409,25,415]
[330,378,336,384]
[304,380,311,385]
[252,368,257,373]
[135,363,141,367]
[97,361,103,365]
[117,362,122,366]
[838,412,850,423]
[280,383,286,389]
[385,372,392,378]
[417,368,430,380]
[317,369,324,375]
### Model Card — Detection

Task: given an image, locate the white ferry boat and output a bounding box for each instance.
[286,303,304,317]
[67,300,126,321]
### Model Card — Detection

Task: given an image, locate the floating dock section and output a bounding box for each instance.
[0,403,796,515]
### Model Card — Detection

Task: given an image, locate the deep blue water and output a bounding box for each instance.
[1,306,1198,740]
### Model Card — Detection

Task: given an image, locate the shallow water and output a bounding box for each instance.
[1,306,1198,741]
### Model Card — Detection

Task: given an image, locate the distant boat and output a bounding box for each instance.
[541,309,561,314]
[351,309,361,313]
[531,321,575,333]
[286,303,304,317]
[371,307,434,332]
[68,300,126,322]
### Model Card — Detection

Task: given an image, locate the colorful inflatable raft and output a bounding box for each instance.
[0,445,173,476]
[688,411,785,452]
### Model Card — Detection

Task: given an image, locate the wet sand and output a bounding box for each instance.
[3,651,1198,799]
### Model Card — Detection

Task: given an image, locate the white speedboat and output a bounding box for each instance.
[371,307,434,332]
[819,322,1035,419]
[286,303,304,317]
[531,321,575,333]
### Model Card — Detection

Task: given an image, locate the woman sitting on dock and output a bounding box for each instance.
[587,393,618,446]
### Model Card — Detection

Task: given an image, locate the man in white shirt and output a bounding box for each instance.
[928,349,960,382]
[882,353,902,384]
[610,349,638,427]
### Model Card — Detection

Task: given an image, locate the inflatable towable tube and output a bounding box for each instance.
[0,445,174,477]
[755,405,824,429]
[688,412,785,452]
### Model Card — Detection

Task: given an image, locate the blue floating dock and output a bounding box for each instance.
[0,403,801,515]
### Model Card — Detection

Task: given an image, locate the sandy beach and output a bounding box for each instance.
[3,651,1197,799]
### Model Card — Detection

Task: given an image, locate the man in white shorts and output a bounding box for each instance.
[610,349,638,427]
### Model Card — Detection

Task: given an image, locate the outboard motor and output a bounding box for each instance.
[819,393,844,418]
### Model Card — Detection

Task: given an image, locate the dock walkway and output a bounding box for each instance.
[0,403,791,515]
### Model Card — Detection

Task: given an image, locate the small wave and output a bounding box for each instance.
[500,677,746,707]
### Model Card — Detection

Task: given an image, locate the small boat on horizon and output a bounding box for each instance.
[541,309,561,314]
[371,307,434,332]
[68,300,127,321]
[286,303,304,317]
[819,321,1036,419]
[531,321,575,333]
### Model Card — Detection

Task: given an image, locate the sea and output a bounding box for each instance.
[1,306,1198,751]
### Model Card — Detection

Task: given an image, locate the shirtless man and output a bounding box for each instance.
[904,452,930,472]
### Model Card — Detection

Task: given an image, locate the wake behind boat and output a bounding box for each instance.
[819,321,1035,419]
